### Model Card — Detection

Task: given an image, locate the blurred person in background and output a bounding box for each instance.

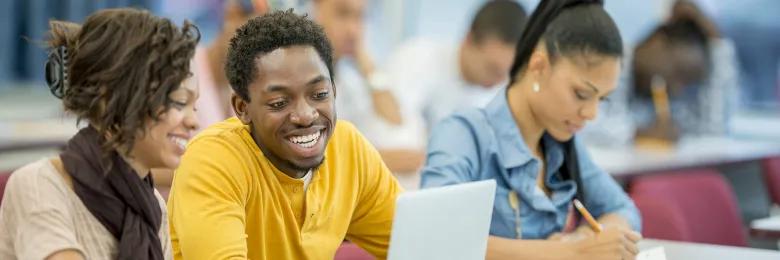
[373,0,527,187]
[311,0,401,126]
[387,0,527,132]
[0,8,199,259]
[581,0,740,147]
[194,0,268,130]
[310,0,418,187]
[631,0,739,141]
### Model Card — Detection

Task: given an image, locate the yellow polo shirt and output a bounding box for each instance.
[168,118,403,260]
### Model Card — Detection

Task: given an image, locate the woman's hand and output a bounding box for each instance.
[571,227,642,260]
[547,225,598,242]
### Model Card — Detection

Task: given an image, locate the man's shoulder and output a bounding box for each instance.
[180,117,261,171]
[173,118,258,195]
[190,117,251,147]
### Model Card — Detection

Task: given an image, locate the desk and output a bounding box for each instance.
[730,111,780,140]
[586,111,780,176]
[0,119,78,171]
[587,122,780,224]
[589,136,780,176]
[0,118,78,152]
[640,239,780,260]
[0,87,77,154]
[751,215,780,239]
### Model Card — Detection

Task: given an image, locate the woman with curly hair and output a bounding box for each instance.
[0,8,199,260]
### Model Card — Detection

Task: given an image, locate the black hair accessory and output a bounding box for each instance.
[45,45,69,99]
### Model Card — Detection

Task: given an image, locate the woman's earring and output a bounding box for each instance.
[533,82,540,93]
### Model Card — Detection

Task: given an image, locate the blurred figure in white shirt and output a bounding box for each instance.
[388,0,528,132]
[375,0,527,188]
[309,0,426,188]
[366,0,526,188]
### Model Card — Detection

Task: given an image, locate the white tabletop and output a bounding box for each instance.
[0,118,79,144]
[587,111,780,176]
[752,215,780,231]
[0,87,79,151]
[589,136,780,176]
[730,111,780,140]
[640,239,780,260]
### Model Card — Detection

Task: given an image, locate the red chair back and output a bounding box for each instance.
[631,194,692,241]
[334,242,373,260]
[630,169,747,247]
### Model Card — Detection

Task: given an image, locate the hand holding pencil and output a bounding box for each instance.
[569,199,643,260]
[574,199,603,233]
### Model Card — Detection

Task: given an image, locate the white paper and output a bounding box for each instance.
[637,246,667,260]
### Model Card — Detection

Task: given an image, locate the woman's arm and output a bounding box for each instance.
[419,115,485,188]
[574,138,642,231]
[487,236,573,260]
[378,149,426,173]
[549,213,635,241]
[487,226,641,260]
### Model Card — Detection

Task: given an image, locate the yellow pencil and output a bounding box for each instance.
[650,75,671,124]
[573,199,603,233]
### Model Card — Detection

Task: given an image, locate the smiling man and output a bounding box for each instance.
[167,10,402,260]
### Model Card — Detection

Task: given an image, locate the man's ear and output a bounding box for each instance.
[231,93,251,125]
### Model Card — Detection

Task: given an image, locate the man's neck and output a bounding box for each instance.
[284,168,308,179]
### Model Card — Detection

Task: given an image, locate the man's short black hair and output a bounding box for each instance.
[226,9,334,101]
[469,0,528,44]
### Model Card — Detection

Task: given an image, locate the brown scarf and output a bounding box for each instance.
[60,127,163,260]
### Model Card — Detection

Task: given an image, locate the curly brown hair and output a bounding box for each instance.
[47,8,200,154]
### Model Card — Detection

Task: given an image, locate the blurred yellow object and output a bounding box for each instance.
[650,75,672,124]
[633,136,676,152]
[508,190,522,238]
[635,75,679,151]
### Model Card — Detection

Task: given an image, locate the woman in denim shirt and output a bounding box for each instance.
[420,0,642,259]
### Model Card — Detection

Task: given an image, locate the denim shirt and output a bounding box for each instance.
[420,88,641,239]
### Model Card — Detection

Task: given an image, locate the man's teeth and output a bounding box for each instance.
[289,131,321,148]
[169,136,187,149]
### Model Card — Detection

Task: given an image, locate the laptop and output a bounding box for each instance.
[387,180,497,260]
